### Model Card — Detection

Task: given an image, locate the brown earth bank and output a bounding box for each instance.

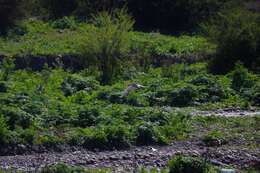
[0,53,212,71]
[0,140,259,172]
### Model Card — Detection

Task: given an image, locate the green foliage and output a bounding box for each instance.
[168,85,197,107]
[40,163,109,173]
[168,155,217,173]
[0,106,34,130]
[82,9,134,85]
[0,114,10,145]
[0,57,15,81]
[75,106,100,127]
[135,122,163,145]
[61,74,99,96]
[0,62,258,150]
[80,125,132,150]
[203,7,260,74]
[51,16,78,30]
[245,82,260,106]
[0,18,212,60]
[202,130,226,147]
[230,63,255,92]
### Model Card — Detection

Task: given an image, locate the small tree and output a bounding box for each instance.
[82,9,134,85]
[202,7,260,74]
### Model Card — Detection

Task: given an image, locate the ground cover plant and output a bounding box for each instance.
[0,18,213,57]
[0,60,259,150]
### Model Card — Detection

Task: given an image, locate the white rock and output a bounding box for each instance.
[220,169,236,173]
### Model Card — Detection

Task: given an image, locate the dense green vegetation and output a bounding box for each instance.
[0,60,259,149]
[0,19,212,57]
[202,7,260,74]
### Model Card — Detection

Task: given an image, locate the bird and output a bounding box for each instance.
[121,83,145,97]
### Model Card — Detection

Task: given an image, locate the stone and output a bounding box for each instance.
[220,169,236,173]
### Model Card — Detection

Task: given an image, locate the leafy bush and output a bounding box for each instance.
[51,16,78,30]
[61,75,99,96]
[168,155,216,173]
[203,7,260,74]
[202,130,226,147]
[1,107,34,130]
[82,9,134,85]
[75,106,100,127]
[40,163,86,173]
[230,63,255,92]
[242,82,260,106]
[104,125,132,149]
[0,114,10,145]
[168,85,197,107]
[0,57,15,81]
[135,122,167,145]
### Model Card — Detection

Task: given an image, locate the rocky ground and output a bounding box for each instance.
[191,108,260,117]
[0,140,259,172]
[0,110,259,172]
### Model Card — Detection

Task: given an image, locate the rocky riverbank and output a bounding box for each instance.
[0,140,259,172]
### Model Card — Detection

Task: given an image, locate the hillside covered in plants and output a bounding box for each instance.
[0,0,259,173]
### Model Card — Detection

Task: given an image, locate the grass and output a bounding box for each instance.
[193,116,260,148]
[0,19,214,56]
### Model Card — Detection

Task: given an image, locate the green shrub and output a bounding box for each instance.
[0,114,10,145]
[203,7,260,74]
[104,125,132,149]
[202,130,226,147]
[168,85,197,107]
[37,133,63,147]
[40,163,86,173]
[168,155,216,173]
[1,107,34,130]
[61,75,99,96]
[81,9,134,85]
[18,128,37,145]
[135,123,156,145]
[242,82,260,106]
[81,125,132,150]
[51,16,78,30]
[135,122,167,145]
[96,88,124,103]
[81,128,108,149]
[147,109,170,126]
[40,164,110,173]
[230,63,255,92]
[0,57,15,81]
[75,106,100,127]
